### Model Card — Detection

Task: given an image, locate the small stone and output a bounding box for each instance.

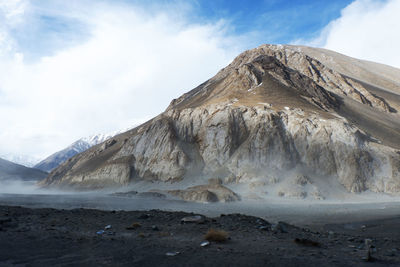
[96,230,105,235]
[181,215,204,224]
[166,252,180,257]
[200,241,210,247]
[138,214,150,219]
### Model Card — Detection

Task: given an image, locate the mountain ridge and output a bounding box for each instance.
[34,133,116,173]
[0,157,48,182]
[40,44,400,200]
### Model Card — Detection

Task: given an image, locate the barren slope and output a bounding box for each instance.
[0,158,48,182]
[40,45,400,200]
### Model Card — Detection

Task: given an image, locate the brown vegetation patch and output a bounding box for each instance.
[126,222,141,230]
[204,229,229,242]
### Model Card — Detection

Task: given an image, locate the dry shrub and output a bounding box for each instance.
[204,228,229,242]
[126,222,141,230]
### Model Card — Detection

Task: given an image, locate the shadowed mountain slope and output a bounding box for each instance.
[0,158,48,182]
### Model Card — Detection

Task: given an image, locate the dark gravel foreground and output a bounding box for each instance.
[1,205,400,266]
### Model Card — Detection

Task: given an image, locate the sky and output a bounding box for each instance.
[0,0,399,161]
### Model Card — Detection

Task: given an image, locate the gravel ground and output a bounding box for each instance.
[1,205,400,266]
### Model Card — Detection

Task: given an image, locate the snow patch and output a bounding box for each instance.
[0,154,41,167]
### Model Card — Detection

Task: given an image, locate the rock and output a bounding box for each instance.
[276,183,308,199]
[180,215,205,224]
[137,192,166,199]
[294,238,321,247]
[40,45,400,196]
[208,178,223,185]
[169,184,240,203]
[165,252,180,257]
[200,240,210,247]
[138,214,150,220]
[310,189,325,200]
[293,175,311,186]
[271,222,290,233]
[170,189,218,203]
[267,177,279,185]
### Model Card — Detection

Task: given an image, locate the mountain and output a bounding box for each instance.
[0,157,48,182]
[34,134,115,173]
[40,44,400,201]
[0,154,41,168]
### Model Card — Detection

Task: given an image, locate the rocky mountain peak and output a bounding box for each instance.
[40,45,400,201]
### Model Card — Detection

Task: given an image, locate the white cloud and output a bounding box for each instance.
[0,1,245,159]
[305,0,400,68]
[0,0,27,23]
[0,0,27,55]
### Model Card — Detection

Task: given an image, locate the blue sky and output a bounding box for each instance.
[190,0,352,42]
[8,0,354,61]
[0,0,399,159]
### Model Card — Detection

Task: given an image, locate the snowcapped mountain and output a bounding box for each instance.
[80,133,118,146]
[34,133,117,173]
[0,154,41,168]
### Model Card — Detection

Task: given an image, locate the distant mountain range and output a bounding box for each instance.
[0,154,41,168]
[34,133,116,173]
[0,157,48,182]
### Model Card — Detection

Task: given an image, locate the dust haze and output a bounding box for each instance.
[2,177,400,226]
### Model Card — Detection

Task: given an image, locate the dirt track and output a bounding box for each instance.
[1,205,400,266]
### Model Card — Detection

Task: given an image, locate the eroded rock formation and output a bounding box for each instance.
[40,45,400,200]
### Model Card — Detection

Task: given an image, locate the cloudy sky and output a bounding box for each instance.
[0,0,399,161]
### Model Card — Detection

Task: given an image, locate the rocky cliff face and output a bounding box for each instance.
[40,45,400,200]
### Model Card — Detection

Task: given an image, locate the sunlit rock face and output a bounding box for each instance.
[40,44,400,199]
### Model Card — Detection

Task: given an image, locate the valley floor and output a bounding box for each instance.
[1,205,400,266]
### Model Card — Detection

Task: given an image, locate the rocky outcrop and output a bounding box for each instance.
[168,184,240,203]
[40,44,400,199]
[216,44,392,112]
